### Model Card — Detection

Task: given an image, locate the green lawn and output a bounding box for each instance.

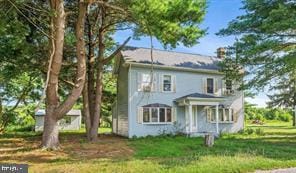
[1,121,296,173]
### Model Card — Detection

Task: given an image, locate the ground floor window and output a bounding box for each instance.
[141,105,172,124]
[207,108,234,123]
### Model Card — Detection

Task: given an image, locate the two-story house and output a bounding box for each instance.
[112,46,244,138]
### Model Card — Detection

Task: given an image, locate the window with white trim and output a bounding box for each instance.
[226,80,232,91]
[163,75,172,92]
[141,105,172,124]
[206,78,214,94]
[138,73,156,92]
[207,108,234,123]
[223,79,235,95]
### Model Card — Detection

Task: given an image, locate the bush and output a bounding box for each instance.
[245,128,254,135]
[255,128,264,136]
[277,112,292,122]
[254,113,265,121]
[264,109,278,120]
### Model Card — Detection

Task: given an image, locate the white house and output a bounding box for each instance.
[112,47,244,138]
[35,109,82,131]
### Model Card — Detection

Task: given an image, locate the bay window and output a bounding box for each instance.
[139,104,173,124]
[207,108,234,123]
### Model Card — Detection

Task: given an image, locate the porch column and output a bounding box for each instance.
[188,104,193,133]
[215,104,219,134]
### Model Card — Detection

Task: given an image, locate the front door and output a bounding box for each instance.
[192,106,198,132]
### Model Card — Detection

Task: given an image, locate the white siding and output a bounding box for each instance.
[35,115,81,131]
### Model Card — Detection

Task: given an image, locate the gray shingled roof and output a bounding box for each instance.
[121,47,222,71]
[176,92,224,100]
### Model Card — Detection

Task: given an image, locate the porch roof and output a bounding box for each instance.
[176,92,223,100]
[175,92,225,105]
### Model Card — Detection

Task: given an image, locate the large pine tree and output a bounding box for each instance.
[218,0,296,90]
[267,71,296,126]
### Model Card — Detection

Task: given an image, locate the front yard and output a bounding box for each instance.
[1,121,296,173]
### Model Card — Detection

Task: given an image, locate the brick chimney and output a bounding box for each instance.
[217,47,226,59]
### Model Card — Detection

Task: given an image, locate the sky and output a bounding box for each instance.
[114,0,269,107]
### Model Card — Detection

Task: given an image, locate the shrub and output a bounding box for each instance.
[255,128,264,136]
[254,113,265,121]
[264,109,278,120]
[277,112,292,122]
[245,128,254,135]
[238,129,245,134]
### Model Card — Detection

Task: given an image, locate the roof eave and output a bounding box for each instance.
[175,96,225,103]
[124,62,223,75]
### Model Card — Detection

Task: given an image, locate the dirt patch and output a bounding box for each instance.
[0,133,133,164]
[62,134,134,160]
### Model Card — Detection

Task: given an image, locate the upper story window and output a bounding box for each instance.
[139,103,173,124]
[137,73,156,92]
[206,78,214,94]
[163,75,172,92]
[161,74,176,92]
[226,80,232,91]
[223,79,235,95]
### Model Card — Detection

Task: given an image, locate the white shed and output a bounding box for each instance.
[35,109,82,131]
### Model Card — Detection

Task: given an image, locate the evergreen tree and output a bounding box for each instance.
[218,0,296,91]
[267,71,296,126]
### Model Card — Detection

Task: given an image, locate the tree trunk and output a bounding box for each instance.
[0,96,4,133]
[293,105,296,126]
[82,6,130,141]
[83,7,106,142]
[204,133,214,147]
[89,64,103,141]
[42,0,87,149]
[42,107,59,149]
[83,15,96,139]
[82,81,91,140]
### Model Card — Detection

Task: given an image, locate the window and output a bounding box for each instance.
[163,75,172,92]
[167,108,172,122]
[207,108,234,123]
[138,73,156,92]
[143,108,150,122]
[159,108,166,122]
[219,109,223,121]
[151,108,158,122]
[226,80,232,90]
[223,80,235,95]
[140,104,173,124]
[225,109,230,121]
[207,78,214,94]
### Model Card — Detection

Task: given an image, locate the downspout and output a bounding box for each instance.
[242,91,245,130]
[128,64,132,137]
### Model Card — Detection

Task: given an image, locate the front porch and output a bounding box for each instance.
[175,93,226,136]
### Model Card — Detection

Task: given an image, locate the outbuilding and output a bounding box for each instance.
[35,109,82,131]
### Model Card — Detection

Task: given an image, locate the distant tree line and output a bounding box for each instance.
[245,102,292,123]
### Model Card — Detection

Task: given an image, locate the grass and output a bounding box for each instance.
[0,121,296,173]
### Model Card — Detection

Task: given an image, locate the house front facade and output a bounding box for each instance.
[112,47,244,138]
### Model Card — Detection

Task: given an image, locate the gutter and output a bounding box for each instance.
[123,62,223,75]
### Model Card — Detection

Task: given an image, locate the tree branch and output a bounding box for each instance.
[91,0,127,13]
[102,37,131,64]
